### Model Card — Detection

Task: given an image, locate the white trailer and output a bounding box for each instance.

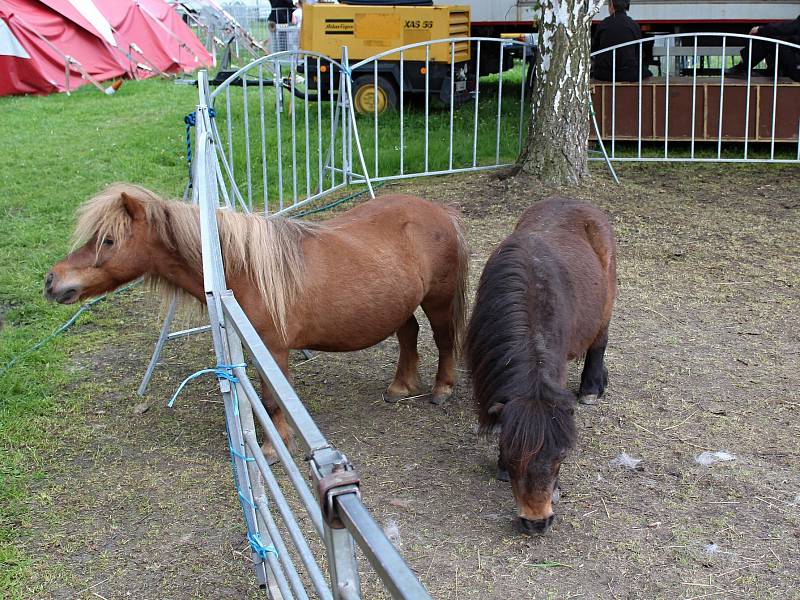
[596,0,799,29]
[438,0,799,35]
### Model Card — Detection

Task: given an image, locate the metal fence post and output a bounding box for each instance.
[194,70,272,591]
[324,517,361,600]
[222,307,287,600]
[341,46,352,185]
[341,46,375,199]
[310,450,362,600]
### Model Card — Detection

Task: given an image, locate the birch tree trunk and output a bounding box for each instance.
[518,0,600,184]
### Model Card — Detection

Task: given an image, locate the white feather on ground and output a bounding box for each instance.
[703,543,720,555]
[609,452,643,470]
[695,451,736,466]
[383,520,401,548]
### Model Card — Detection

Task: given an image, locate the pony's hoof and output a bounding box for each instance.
[578,393,600,405]
[260,443,280,466]
[429,385,452,405]
[383,390,408,404]
[496,468,510,482]
[429,392,450,405]
[384,380,423,403]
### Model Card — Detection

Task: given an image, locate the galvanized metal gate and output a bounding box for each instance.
[190,72,430,599]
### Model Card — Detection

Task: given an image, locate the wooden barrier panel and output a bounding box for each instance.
[591,77,800,143]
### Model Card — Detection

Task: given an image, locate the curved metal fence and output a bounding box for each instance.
[207,49,372,216]
[347,37,534,182]
[589,32,800,163]
[194,37,537,217]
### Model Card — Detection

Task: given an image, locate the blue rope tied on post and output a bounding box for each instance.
[167,361,241,409]
[248,531,278,560]
[168,362,279,561]
[184,107,216,186]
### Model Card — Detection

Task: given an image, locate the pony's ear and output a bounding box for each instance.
[120,192,145,221]
[487,402,505,416]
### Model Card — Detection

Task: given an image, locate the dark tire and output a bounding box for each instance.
[352,75,398,115]
[525,52,537,94]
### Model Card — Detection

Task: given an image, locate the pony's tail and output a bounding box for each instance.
[446,205,470,357]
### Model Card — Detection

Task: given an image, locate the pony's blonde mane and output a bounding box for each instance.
[73,183,317,341]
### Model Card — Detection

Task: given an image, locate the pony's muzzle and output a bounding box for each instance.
[518,514,556,536]
[43,271,78,304]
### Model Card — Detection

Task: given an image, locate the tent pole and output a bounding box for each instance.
[64,57,70,95]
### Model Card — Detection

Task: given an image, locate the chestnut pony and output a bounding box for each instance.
[45,184,469,458]
[465,197,617,535]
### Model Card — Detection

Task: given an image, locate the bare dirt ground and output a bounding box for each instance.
[18,163,800,599]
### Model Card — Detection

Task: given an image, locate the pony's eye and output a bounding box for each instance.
[102,238,114,246]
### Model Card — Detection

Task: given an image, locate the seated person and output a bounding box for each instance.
[591,0,652,82]
[728,14,800,81]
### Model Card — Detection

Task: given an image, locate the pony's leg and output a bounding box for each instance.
[422,300,457,406]
[497,451,510,482]
[578,329,609,405]
[259,348,293,463]
[385,315,422,403]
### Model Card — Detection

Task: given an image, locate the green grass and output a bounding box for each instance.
[0,78,197,597]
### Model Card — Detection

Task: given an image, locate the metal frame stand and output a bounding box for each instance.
[590,101,620,184]
[138,297,213,395]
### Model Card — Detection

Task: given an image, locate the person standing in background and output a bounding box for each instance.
[291,0,303,26]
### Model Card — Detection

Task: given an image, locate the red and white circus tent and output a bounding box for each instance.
[0,0,212,96]
[0,0,125,95]
[93,0,214,77]
[135,0,212,70]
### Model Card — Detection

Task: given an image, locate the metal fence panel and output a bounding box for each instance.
[184,70,431,599]
[208,50,365,216]
[347,37,535,183]
[589,32,800,163]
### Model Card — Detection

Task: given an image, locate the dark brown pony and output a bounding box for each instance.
[465,197,617,535]
[45,184,469,458]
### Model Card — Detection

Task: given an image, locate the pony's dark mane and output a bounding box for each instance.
[465,234,577,476]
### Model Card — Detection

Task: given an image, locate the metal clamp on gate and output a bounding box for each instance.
[311,451,361,529]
